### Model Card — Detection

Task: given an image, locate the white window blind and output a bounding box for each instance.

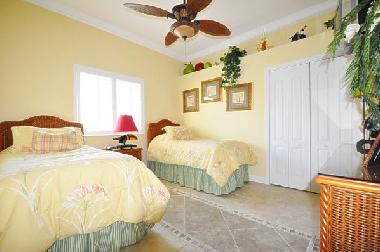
[74,65,143,135]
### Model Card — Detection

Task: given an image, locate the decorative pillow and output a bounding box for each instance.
[163,126,194,140]
[31,131,80,154]
[11,126,36,152]
[11,126,83,152]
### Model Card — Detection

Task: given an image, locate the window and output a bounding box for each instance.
[74,65,144,135]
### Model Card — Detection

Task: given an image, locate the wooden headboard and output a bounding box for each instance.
[147,119,179,145]
[0,115,83,151]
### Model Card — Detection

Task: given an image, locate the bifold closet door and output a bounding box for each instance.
[310,57,362,192]
[269,62,311,191]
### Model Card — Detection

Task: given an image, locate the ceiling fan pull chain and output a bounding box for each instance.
[184,39,188,63]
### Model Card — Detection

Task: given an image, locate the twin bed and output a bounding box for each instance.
[0,116,169,252]
[0,116,256,251]
[146,119,257,195]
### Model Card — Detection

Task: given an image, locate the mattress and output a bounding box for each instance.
[0,145,169,251]
[148,135,257,186]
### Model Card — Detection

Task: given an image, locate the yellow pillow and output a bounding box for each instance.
[11,126,84,152]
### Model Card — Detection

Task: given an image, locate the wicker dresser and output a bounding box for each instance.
[316,145,380,252]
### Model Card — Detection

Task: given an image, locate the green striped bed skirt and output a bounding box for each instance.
[147,161,249,195]
[47,221,153,252]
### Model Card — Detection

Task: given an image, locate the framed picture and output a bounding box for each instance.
[183,88,199,113]
[226,83,252,111]
[201,77,222,103]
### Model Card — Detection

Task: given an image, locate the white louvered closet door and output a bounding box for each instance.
[269,62,311,190]
[310,57,362,192]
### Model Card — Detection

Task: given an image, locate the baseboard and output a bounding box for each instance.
[249,175,269,185]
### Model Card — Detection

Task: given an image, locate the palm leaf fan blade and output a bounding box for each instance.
[198,20,231,36]
[165,32,179,46]
[187,0,212,13]
[124,3,171,17]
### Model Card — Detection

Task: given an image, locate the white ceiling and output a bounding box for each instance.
[26,0,336,61]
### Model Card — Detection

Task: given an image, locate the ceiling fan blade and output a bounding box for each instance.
[165,32,179,46]
[124,3,171,18]
[198,20,231,36]
[187,0,212,13]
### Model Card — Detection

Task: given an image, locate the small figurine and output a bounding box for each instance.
[256,33,269,52]
[290,25,307,42]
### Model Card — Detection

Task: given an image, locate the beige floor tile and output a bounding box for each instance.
[188,182,320,235]
[232,227,292,252]
[185,198,228,232]
[121,181,319,251]
[178,243,208,252]
[120,229,185,252]
[188,229,239,252]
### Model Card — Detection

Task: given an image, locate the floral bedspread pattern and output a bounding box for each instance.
[148,136,257,186]
[0,146,169,252]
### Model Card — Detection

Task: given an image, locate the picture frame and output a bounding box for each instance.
[226,83,252,111]
[183,88,199,113]
[201,77,222,103]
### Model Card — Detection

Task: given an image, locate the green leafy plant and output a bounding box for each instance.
[328,0,380,137]
[324,7,339,30]
[324,17,336,30]
[220,46,247,88]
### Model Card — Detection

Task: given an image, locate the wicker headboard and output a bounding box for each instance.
[0,115,83,151]
[147,119,179,145]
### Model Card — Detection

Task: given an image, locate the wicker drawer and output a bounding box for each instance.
[317,176,380,252]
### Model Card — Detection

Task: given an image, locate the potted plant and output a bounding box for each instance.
[220,46,247,88]
[328,0,380,139]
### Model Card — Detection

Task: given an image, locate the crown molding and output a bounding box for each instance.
[187,0,336,61]
[25,0,335,63]
[24,0,185,61]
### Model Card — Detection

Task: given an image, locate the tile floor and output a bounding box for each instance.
[122,181,320,252]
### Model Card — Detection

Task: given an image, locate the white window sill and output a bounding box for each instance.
[84,132,144,137]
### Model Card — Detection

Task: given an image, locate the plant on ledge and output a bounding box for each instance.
[220,46,247,88]
[328,0,380,138]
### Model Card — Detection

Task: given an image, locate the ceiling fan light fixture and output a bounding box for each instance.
[171,21,199,39]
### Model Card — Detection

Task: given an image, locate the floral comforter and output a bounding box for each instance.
[0,145,169,252]
[148,136,257,186]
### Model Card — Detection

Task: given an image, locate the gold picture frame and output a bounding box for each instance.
[201,77,222,103]
[183,88,199,113]
[226,83,252,111]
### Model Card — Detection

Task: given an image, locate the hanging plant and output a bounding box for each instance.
[328,0,380,138]
[220,46,247,88]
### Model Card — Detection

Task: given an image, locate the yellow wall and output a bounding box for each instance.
[0,0,182,159]
[0,0,335,174]
[178,32,333,177]
[194,12,334,64]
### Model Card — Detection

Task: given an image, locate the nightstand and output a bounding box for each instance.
[113,148,142,161]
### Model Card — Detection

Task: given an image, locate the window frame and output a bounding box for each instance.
[73,64,145,136]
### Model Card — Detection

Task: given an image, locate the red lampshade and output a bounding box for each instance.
[114,115,138,133]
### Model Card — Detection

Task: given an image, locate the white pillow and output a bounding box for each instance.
[163,126,194,140]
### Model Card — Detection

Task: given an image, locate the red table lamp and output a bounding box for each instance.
[113,115,138,149]
[115,115,138,133]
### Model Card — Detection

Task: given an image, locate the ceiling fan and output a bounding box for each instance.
[124,0,231,46]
